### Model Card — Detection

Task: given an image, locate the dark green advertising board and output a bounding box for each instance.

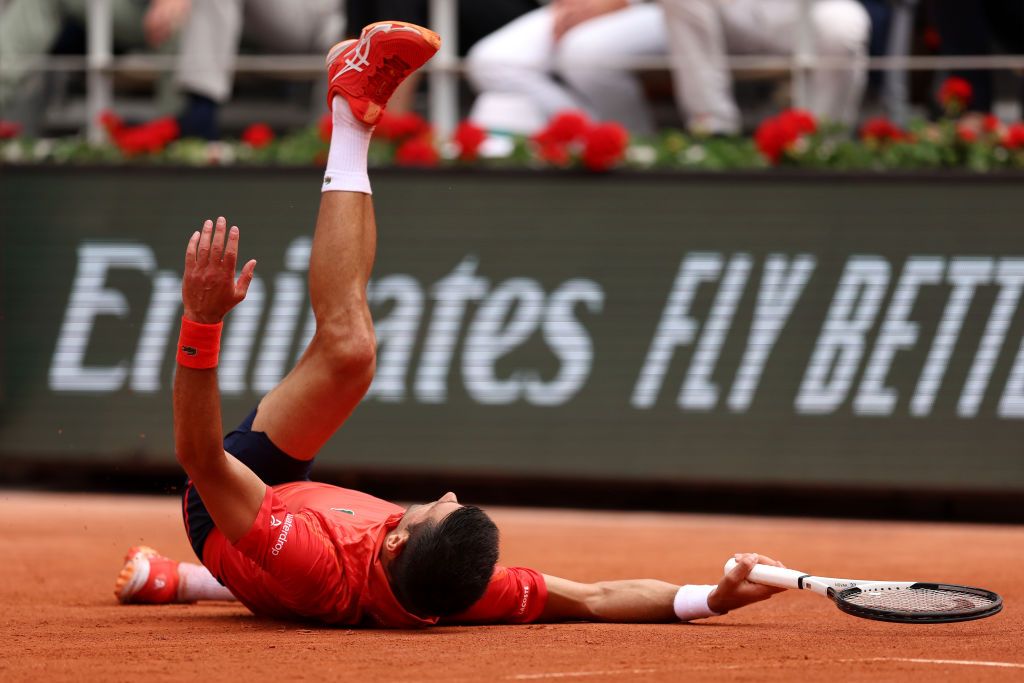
[2,167,1023,491]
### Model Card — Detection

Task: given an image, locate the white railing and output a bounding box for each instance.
[7,0,1024,142]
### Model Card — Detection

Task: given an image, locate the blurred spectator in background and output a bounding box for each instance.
[348,0,539,115]
[930,0,1024,114]
[659,0,871,134]
[172,0,343,138]
[0,0,188,135]
[465,0,665,136]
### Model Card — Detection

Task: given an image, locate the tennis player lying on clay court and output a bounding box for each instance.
[114,20,786,626]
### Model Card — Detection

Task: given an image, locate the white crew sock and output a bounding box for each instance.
[322,96,373,194]
[177,562,236,602]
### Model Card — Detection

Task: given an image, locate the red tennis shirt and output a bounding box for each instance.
[201,482,548,627]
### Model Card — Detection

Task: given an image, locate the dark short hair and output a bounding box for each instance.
[389,505,499,617]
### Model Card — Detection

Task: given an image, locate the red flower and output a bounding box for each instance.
[536,110,591,146]
[536,141,569,166]
[395,136,439,167]
[1002,123,1024,150]
[241,123,274,148]
[581,122,629,171]
[319,112,333,142]
[111,117,180,156]
[453,120,487,162]
[375,111,431,141]
[938,77,972,113]
[99,110,124,136]
[0,120,20,139]
[777,109,817,136]
[754,109,817,164]
[860,117,905,143]
[982,114,1001,134]
[956,124,978,144]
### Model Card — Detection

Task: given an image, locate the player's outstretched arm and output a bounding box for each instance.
[538,553,785,623]
[174,217,263,544]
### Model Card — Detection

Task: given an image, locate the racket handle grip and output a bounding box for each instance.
[724,558,807,590]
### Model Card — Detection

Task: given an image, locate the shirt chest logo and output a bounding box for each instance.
[330,507,355,516]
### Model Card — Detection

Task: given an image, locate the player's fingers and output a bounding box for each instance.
[184,230,199,270]
[224,225,239,273]
[234,259,257,300]
[722,553,756,588]
[754,554,785,569]
[197,219,213,263]
[211,216,227,261]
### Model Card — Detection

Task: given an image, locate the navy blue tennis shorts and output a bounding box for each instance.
[181,407,313,563]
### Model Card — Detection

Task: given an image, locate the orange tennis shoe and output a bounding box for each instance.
[114,545,182,604]
[326,21,441,125]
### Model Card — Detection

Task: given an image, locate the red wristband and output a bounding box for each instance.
[177,316,223,369]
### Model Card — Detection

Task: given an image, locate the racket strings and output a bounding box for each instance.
[841,587,997,614]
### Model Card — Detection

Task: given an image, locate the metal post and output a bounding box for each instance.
[883,0,918,126]
[793,0,814,111]
[86,0,113,144]
[428,0,458,139]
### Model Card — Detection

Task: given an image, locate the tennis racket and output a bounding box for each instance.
[724,558,1002,624]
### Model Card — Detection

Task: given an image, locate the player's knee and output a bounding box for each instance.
[314,319,377,381]
[813,1,870,56]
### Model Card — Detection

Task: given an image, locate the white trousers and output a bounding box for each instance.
[177,0,342,102]
[660,0,870,133]
[466,4,667,135]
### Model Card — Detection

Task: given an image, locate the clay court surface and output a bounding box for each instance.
[2,490,1021,682]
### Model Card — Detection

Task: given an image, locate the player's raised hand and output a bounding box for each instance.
[707,553,787,614]
[182,217,257,324]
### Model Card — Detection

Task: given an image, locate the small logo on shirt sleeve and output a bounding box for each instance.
[517,584,531,615]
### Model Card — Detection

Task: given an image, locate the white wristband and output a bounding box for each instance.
[673,584,722,622]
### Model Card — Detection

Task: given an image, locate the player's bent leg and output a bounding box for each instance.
[251,21,439,461]
[252,283,377,460]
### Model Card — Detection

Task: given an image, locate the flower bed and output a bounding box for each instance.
[2,78,1023,172]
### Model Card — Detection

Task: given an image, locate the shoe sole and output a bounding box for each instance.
[114,551,151,603]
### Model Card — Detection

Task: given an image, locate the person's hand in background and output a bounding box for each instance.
[145,0,191,47]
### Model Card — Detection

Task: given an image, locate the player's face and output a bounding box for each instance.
[400,491,462,530]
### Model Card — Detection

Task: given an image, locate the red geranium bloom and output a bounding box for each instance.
[375,111,431,141]
[395,136,439,167]
[536,140,569,166]
[1002,123,1024,150]
[956,124,978,144]
[99,110,124,135]
[0,120,21,139]
[581,122,629,171]
[241,123,275,148]
[453,120,487,161]
[982,114,1001,134]
[776,109,817,136]
[754,119,785,164]
[860,117,905,143]
[938,77,972,113]
[536,110,591,146]
[112,117,180,156]
[319,112,333,142]
[754,109,816,164]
